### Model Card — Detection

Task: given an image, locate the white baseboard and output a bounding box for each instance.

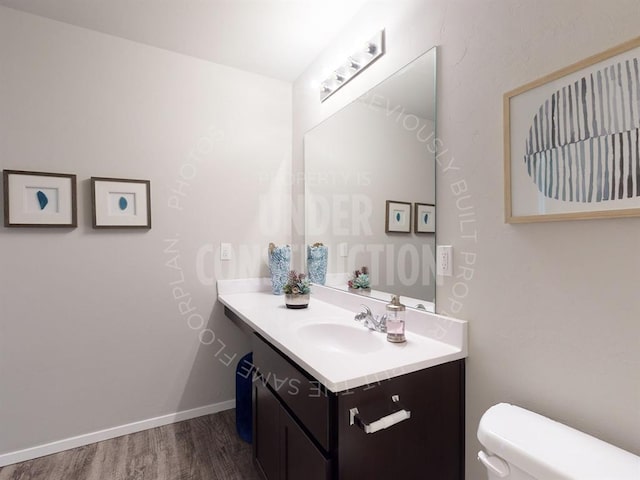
[0,399,236,468]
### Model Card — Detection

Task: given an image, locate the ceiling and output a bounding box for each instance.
[0,0,369,81]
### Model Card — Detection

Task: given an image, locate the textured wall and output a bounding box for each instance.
[293,1,640,478]
[0,6,291,456]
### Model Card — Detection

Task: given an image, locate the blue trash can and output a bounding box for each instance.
[235,352,254,443]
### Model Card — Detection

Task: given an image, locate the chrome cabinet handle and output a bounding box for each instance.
[349,395,411,434]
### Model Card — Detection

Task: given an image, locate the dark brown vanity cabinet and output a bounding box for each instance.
[251,333,464,480]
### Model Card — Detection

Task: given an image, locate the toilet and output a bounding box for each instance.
[477,403,640,479]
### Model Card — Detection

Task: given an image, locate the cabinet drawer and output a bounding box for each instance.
[252,333,332,451]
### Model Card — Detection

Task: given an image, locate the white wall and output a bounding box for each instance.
[0,7,291,458]
[293,1,640,478]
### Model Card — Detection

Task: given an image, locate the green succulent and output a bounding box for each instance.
[283,270,311,295]
[348,266,370,289]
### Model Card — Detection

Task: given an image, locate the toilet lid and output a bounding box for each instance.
[477,403,640,480]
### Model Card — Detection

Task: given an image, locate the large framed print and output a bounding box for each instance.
[504,36,640,223]
[91,177,151,229]
[3,170,77,227]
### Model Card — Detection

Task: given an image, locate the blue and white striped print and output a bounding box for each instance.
[524,58,640,202]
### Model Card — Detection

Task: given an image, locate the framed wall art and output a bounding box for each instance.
[414,203,435,233]
[91,177,151,229]
[504,36,640,223]
[3,170,77,227]
[385,200,411,233]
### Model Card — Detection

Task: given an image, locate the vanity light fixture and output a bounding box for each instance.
[319,29,385,102]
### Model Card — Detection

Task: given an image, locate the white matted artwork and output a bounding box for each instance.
[414,203,435,233]
[3,170,77,227]
[505,36,640,223]
[385,200,411,233]
[91,177,151,228]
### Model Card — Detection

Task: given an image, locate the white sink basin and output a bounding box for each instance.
[296,322,385,354]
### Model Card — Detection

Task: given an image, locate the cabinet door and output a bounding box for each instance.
[255,380,331,480]
[281,408,330,480]
[337,360,464,480]
[254,381,280,480]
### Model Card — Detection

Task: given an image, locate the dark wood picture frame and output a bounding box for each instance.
[385,200,412,233]
[414,203,435,233]
[3,169,77,228]
[91,177,151,229]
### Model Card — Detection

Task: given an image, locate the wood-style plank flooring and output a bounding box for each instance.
[0,410,261,480]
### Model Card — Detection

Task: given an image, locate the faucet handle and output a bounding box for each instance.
[354,304,372,321]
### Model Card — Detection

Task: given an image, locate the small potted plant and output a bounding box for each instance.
[348,266,371,295]
[283,270,311,309]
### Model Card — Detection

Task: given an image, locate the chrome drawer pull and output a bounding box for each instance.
[349,395,411,434]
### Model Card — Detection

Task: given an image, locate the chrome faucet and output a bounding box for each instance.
[354,305,387,333]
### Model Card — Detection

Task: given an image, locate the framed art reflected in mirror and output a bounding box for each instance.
[385,200,411,233]
[414,203,435,233]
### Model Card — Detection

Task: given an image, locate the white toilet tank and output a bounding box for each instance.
[477,403,640,480]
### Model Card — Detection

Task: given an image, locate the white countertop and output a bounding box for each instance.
[218,279,467,393]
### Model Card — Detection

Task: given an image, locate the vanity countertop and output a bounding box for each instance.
[218,279,467,393]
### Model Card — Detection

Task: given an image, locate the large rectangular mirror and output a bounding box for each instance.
[304,46,437,311]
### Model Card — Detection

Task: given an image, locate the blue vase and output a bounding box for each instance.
[307,244,328,285]
[268,244,291,295]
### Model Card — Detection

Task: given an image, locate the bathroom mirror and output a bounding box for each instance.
[304,47,437,310]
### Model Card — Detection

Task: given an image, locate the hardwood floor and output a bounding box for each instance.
[0,410,262,480]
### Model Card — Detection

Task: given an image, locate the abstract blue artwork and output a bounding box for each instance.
[506,36,640,222]
[106,192,135,216]
[36,191,48,210]
[523,59,640,203]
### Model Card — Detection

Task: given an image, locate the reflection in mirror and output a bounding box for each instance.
[304,47,437,311]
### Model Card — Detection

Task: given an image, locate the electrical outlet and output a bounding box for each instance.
[436,245,452,276]
[338,242,348,258]
[220,243,232,261]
